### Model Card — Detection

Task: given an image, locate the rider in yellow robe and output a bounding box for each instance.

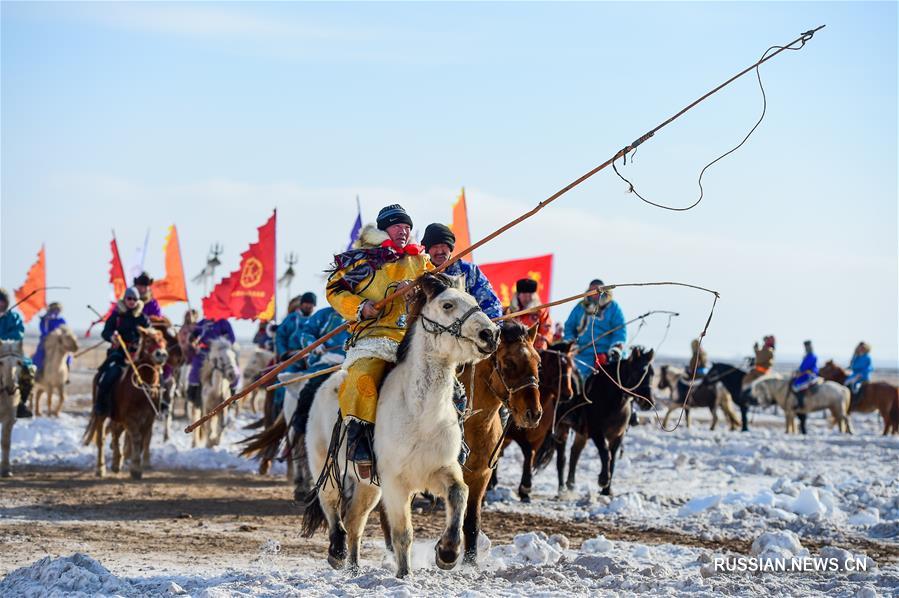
[326,204,432,476]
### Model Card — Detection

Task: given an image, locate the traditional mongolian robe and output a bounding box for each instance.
[292,307,349,373]
[792,352,819,392]
[564,299,626,380]
[32,312,68,371]
[846,352,873,392]
[326,224,433,424]
[188,318,236,386]
[441,260,503,320]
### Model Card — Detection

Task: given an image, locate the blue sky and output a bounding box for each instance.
[2,2,896,365]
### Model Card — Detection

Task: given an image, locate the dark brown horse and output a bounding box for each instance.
[488,341,577,503]
[150,317,185,442]
[83,327,168,479]
[819,360,899,435]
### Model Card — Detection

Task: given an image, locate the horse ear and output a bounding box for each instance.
[645,348,654,361]
[527,323,539,344]
[420,273,449,300]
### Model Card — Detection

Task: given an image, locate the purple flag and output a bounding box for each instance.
[346,198,362,250]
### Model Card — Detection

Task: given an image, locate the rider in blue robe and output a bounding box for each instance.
[32,303,70,375]
[563,280,627,381]
[0,288,34,418]
[791,340,818,409]
[845,342,873,395]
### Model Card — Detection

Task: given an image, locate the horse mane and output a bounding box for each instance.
[548,340,573,353]
[396,273,457,364]
[500,320,528,345]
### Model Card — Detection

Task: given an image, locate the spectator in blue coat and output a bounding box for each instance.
[421,223,503,320]
[0,288,34,417]
[563,279,626,380]
[845,342,873,395]
[791,340,819,409]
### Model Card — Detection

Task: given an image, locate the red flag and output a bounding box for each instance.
[109,235,127,300]
[479,254,553,307]
[153,224,189,306]
[450,188,473,260]
[203,212,276,321]
[14,246,47,323]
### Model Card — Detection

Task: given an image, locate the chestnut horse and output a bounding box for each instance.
[458,320,545,563]
[819,360,899,435]
[488,341,577,503]
[83,327,168,479]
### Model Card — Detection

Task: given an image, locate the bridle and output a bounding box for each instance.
[420,305,484,346]
[485,353,539,408]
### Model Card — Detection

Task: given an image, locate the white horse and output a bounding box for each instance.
[750,374,852,434]
[241,347,274,414]
[0,341,24,477]
[32,326,79,417]
[196,338,239,448]
[304,273,500,577]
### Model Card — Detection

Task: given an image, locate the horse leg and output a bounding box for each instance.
[685,407,692,428]
[110,425,123,473]
[602,435,623,497]
[32,388,42,417]
[554,427,569,495]
[517,440,534,503]
[433,465,468,571]
[142,425,152,470]
[567,431,588,491]
[1,415,12,477]
[798,413,808,435]
[487,467,498,491]
[129,425,145,480]
[709,404,718,431]
[95,417,107,478]
[382,483,414,578]
[55,384,66,417]
[318,483,348,570]
[379,502,393,552]
[740,403,750,432]
[344,482,381,573]
[292,435,313,501]
[592,430,612,493]
[463,470,491,565]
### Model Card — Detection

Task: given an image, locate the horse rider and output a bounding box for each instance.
[133,272,163,320]
[845,341,873,398]
[32,301,70,383]
[791,340,819,411]
[186,314,236,408]
[563,279,626,381]
[0,288,35,418]
[686,339,709,379]
[421,223,503,320]
[326,204,433,479]
[275,292,317,360]
[293,306,350,373]
[252,320,276,352]
[505,278,553,350]
[95,287,152,416]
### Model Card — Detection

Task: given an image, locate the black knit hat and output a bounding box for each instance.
[421,223,455,251]
[301,291,317,306]
[133,271,154,286]
[0,288,9,305]
[516,278,538,293]
[589,278,604,287]
[376,204,413,231]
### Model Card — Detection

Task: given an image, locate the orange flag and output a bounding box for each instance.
[203,211,276,321]
[14,246,47,323]
[109,234,127,300]
[450,188,473,260]
[153,225,189,306]
[479,254,553,307]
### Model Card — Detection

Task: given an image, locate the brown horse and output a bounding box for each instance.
[457,320,545,564]
[819,360,899,435]
[488,341,577,503]
[657,364,740,430]
[83,327,168,479]
[150,317,185,442]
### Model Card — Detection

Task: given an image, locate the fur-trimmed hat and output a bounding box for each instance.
[421,223,455,251]
[133,272,154,286]
[376,204,413,231]
[301,292,317,306]
[48,302,63,313]
[516,278,538,294]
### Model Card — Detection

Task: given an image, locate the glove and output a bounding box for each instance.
[608,345,623,360]
[594,353,608,368]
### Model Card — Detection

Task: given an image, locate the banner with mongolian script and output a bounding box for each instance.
[202,212,276,321]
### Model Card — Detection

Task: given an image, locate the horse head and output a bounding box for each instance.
[409,273,499,363]
[818,360,846,384]
[208,337,239,385]
[542,339,577,403]
[624,347,655,396]
[490,321,542,429]
[51,325,79,354]
[657,363,677,391]
[137,327,169,366]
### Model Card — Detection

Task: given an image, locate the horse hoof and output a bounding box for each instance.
[327,554,345,570]
[436,542,460,570]
[519,494,531,503]
[600,487,612,497]
[463,550,478,567]
[130,469,143,480]
[395,567,410,579]
[96,469,106,478]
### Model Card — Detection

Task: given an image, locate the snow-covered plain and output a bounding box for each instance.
[1,401,897,596]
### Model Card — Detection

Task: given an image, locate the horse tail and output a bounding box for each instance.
[533,430,558,472]
[243,416,266,430]
[239,413,286,459]
[82,412,102,446]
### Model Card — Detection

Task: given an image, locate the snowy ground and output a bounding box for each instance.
[1,389,897,596]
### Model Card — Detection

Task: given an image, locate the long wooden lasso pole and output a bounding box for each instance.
[185,27,821,434]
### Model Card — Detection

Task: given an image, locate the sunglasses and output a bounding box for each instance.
[125,297,138,302]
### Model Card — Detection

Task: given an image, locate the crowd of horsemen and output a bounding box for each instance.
[0,203,879,473]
